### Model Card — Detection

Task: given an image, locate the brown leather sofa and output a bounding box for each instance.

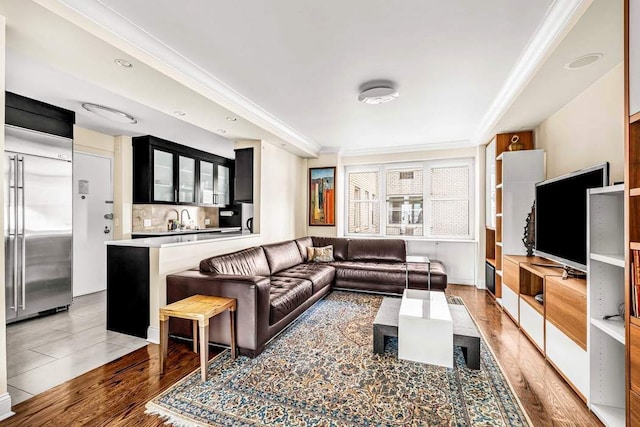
[166,236,447,357]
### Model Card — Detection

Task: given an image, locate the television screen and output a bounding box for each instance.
[535,163,609,271]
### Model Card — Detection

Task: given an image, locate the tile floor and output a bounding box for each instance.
[6,291,148,404]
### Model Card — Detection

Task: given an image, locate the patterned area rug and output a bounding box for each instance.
[146,291,529,426]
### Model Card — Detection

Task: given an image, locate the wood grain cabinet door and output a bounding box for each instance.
[630,324,640,393]
[545,276,586,350]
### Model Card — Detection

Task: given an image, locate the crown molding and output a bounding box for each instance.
[38,0,321,155]
[341,139,473,157]
[471,0,592,145]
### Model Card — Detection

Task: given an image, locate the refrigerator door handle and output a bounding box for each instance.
[9,155,17,311]
[19,156,25,310]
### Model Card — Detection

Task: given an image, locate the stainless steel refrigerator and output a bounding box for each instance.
[4,125,72,323]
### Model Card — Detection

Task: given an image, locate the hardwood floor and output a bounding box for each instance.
[447,285,602,427]
[2,285,602,426]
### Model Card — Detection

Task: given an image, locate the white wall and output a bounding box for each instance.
[535,63,624,182]
[113,135,133,240]
[73,126,114,157]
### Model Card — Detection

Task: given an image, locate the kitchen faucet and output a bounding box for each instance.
[180,209,191,229]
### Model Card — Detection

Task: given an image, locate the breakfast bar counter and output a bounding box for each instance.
[105,232,262,342]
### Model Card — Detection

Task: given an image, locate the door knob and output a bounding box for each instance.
[104,226,111,234]
[104,213,114,220]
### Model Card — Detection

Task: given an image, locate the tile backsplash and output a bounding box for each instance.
[132,204,219,232]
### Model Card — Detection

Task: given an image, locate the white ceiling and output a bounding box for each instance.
[0,0,624,157]
[6,48,236,159]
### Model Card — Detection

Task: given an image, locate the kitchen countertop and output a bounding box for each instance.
[106,231,256,248]
[131,227,241,237]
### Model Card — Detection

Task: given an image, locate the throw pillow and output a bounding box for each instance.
[306,245,334,262]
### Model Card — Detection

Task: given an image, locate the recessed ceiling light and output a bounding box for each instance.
[226,116,237,122]
[357,82,399,105]
[174,110,186,116]
[114,58,133,68]
[216,129,226,134]
[82,103,137,124]
[565,53,603,70]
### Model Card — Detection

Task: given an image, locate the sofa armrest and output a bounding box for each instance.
[166,270,271,352]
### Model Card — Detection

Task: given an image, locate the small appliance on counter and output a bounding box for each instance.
[219,203,254,234]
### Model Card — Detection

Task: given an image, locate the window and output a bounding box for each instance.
[428,164,470,237]
[345,159,473,239]
[386,167,423,236]
[347,171,380,234]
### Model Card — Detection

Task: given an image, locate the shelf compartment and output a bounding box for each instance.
[591,317,625,344]
[590,323,626,419]
[630,120,640,190]
[590,404,624,427]
[590,252,625,267]
[632,111,640,124]
[486,258,496,267]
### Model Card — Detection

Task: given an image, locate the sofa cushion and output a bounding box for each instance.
[311,237,349,261]
[348,239,406,262]
[199,247,270,276]
[269,277,313,324]
[294,237,313,261]
[274,263,335,293]
[333,261,407,284]
[332,260,447,291]
[262,240,304,275]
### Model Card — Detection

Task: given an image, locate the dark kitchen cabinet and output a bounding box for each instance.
[133,135,233,206]
[234,147,253,203]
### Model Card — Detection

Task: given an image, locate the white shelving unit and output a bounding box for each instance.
[587,184,625,427]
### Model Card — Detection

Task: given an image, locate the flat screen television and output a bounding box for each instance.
[535,163,609,272]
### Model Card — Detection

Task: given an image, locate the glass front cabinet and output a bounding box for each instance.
[152,148,174,203]
[133,135,233,206]
[178,155,196,204]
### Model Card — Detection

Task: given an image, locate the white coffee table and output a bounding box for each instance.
[398,288,453,368]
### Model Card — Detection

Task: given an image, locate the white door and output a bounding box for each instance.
[73,153,113,297]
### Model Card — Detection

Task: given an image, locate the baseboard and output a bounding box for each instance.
[449,278,475,286]
[0,392,14,421]
[147,326,160,344]
[476,279,486,289]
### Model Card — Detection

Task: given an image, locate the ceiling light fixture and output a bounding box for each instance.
[357,80,399,105]
[174,110,186,116]
[226,116,237,122]
[81,103,137,124]
[114,58,133,68]
[216,129,226,134]
[565,53,603,70]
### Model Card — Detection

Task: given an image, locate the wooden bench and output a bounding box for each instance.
[373,297,481,370]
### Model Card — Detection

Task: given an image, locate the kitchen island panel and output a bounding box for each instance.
[106,233,263,342]
[106,245,150,338]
